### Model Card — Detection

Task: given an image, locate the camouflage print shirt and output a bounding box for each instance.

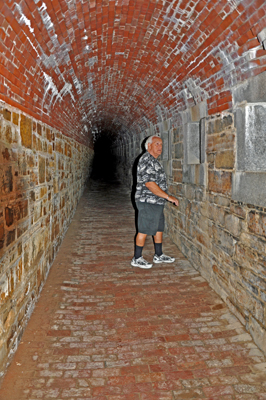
[135,152,167,205]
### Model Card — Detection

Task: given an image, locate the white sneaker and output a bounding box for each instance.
[153,254,175,263]
[131,256,153,269]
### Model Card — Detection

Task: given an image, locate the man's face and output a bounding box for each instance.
[148,137,163,158]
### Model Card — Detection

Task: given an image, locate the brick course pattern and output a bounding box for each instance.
[0,103,93,376]
[0,180,266,399]
[1,0,266,385]
[0,1,266,142]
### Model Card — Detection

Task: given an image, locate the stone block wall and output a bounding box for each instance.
[166,112,266,355]
[0,104,93,375]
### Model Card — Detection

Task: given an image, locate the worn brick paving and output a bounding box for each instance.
[1,180,266,400]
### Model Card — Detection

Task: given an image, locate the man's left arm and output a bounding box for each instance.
[145,182,179,206]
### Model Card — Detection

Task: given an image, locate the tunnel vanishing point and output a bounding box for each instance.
[1,0,266,377]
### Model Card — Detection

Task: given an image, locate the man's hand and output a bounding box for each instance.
[167,195,179,206]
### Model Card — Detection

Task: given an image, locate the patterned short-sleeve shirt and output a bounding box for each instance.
[135,152,167,205]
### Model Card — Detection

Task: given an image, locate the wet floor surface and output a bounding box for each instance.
[1,180,266,400]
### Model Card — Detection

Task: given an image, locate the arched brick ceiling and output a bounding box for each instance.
[1,0,266,146]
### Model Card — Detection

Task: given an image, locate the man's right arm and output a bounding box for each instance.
[145,181,179,206]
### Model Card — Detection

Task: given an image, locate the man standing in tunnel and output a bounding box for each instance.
[131,135,179,269]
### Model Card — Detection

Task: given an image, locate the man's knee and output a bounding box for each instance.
[136,232,147,246]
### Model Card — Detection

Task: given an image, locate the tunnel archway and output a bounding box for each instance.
[1,0,266,374]
[1,0,266,145]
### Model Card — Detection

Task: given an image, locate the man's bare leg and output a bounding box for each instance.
[136,232,147,247]
[154,231,163,244]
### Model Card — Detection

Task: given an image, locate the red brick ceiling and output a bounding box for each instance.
[0,0,266,146]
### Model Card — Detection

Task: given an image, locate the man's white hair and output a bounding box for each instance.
[145,135,161,150]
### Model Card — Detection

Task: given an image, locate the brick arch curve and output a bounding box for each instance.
[1,0,266,145]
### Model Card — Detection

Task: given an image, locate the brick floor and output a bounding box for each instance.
[1,180,266,400]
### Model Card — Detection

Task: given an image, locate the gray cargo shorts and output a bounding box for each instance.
[136,201,165,236]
